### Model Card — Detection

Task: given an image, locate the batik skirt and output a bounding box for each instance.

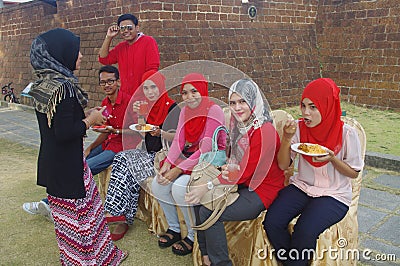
[48,159,126,266]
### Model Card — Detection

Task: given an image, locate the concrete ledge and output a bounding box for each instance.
[0,100,35,113]
[365,151,400,172]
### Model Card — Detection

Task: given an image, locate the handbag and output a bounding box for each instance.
[153,130,174,173]
[187,125,240,230]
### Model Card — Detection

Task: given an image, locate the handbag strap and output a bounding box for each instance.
[191,187,233,231]
[211,125,228,152]
[161,129,175,151]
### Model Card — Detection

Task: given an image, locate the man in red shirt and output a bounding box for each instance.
[99,13,160,97]
[84,65,130,175]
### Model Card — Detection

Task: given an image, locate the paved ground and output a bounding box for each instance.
[0,103,399,265]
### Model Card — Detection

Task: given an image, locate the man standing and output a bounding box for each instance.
[84,65,130,175]
[99,13,160,97]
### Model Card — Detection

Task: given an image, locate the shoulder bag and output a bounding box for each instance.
[187,125,240,230]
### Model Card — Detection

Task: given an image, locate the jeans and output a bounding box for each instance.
[263,185,349,266]
[151,174,195,242]
[86,145,116,176]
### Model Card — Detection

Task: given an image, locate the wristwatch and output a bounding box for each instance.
[207,180,214,190]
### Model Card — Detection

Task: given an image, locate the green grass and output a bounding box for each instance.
[282,102,400,156]
[0,139,192,265]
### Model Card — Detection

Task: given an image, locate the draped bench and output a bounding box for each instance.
[100,111,366,266]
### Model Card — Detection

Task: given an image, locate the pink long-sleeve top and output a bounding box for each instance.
[166,104,226,172]
[290,123,364,206]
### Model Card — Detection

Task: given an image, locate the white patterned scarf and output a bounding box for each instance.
[228,79,272,161]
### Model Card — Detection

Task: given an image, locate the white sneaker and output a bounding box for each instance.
[22,202,41,215]
[38,200,53,222]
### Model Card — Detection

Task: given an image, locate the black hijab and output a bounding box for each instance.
[29,28,88,127]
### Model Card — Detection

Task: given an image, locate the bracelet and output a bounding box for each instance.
[116,129,120,134]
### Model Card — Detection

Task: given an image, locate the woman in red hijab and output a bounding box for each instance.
[152,73,226,256]
[263,78,364,265]
[104,70,180,241]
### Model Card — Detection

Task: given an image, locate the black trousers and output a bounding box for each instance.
[196,187,265,266]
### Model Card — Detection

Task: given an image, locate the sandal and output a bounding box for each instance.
[171,237,194,256]
[158,229,181,248]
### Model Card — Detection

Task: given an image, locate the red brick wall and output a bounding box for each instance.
[0,0,398,111]
[316,0,400,110]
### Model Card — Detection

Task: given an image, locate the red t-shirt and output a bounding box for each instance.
[101,91,130,153]
[99,35,160,97]
[219,123,285,208]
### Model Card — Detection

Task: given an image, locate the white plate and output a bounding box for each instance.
[129,123,156,133]
[291,143,329,156]
[91,125,113,133]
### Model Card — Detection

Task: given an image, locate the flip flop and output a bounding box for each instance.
[158,229,181,248]
[171,237,194,256]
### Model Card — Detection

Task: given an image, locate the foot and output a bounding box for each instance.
[113,223,129,234]
[121,251,129,263]
[158,229,181,248]
[171,237,194,256]
[202,255,211,266]
[22,202,41,215]
[38,200,53,222]
[111,223,129,241]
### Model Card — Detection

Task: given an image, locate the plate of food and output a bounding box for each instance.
[91,125,112,133]
[291,143,329,156]
[129,123,156,133]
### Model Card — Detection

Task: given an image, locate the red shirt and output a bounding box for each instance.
[98,35,160,97]
[219,123,285,208]
[101,91,130,153]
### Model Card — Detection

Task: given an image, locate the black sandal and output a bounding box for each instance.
[158,229,181,248]
[172,237,194,256]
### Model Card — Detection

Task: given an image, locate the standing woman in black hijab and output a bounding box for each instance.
[29,28,128,265]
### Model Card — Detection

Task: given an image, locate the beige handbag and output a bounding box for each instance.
[187,126,239,230]
[153,132,173,173]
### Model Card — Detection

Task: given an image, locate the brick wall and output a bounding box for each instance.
[0,0,399,111]
[316,0,400,110]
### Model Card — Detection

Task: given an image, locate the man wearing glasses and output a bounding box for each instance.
[84,65,130,175]
[99,14,160,97]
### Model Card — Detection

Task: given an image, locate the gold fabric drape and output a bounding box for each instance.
[100,113,365,266]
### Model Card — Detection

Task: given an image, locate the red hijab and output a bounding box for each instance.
[180,73,214,143]
[299,78,344,167]
[142,70,175,126]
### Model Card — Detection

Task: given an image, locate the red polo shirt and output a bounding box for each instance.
[101,90,130,153]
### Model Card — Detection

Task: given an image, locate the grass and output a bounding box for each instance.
[0,139,192,266]
[282,102,400,156]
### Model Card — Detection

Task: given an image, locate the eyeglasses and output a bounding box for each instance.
[119,25,134,32]
[99,79,117,86]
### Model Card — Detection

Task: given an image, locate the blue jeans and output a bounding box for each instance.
[86,145,116,175]
[263,185,349,266]
[151,174,195,242]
